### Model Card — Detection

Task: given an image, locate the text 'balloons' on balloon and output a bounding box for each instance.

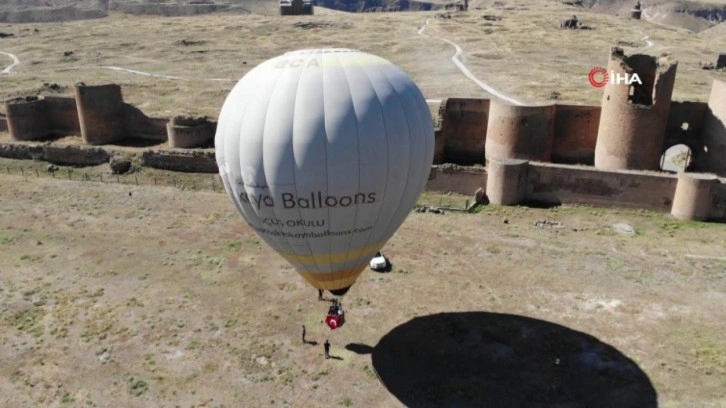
[215,48,434,296]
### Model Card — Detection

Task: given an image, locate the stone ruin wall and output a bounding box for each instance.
[428,56,726,221]
[485,101,556,163]
[436,79,726,171]
[663,100,709,167]
[1,67,725,221]
[551,104,601,165]
[697,79,726,175]
[2,83,214,146]
[437,100,603,167]
[526,163,678,211]
[0,83,217,173]
[594,48,678,171]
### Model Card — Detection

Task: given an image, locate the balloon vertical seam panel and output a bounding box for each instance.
[350,55,410,271]
[291,49,329,276]
[358,57,415,260]
[241,60,297,257]
[332,50,364,290]
[334,52,393,276]
[263,53,318,272]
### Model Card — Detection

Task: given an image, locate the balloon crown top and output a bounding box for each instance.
[284,48,360,56]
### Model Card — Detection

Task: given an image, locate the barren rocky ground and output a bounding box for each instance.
[0,166,724,407]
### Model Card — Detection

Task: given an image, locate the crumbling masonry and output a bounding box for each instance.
[1,48,725,221]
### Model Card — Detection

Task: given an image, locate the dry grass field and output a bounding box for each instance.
[0,162,725,407]
[0,0,725,120]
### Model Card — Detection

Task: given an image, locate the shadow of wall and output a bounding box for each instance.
[662,101,709,168]
[527,162,678,211]
[371,312,657,408]
[437,98,489,165]
[694,79,726,176]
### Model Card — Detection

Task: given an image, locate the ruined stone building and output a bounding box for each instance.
[631,0,642,20]
[1,47,725,221]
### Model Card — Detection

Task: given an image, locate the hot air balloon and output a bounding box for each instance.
[214,48,434,298]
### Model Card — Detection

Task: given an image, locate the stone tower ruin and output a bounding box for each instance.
[485,100,556,162]
[594,47,678,171]
[630,0,642,19]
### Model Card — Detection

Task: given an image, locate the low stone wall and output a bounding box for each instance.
[438,98,490,165]
[528,163,678,211]
[0,6,106,23]
[551,104,600,165]
[0,141,219,173]
[663,101,708,152]
[421,160,726,220]
[42,145,109,166]
[140,150,218,173]
[0,142,44,160]
[1,141,723,221]
[5,96,51,141]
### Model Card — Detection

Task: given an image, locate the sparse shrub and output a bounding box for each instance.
[109,155,132,175]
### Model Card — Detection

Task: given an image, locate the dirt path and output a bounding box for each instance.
[417,18,527,106]
[0,51,20,75]
[99,65,234,82]
[0,49,234,82]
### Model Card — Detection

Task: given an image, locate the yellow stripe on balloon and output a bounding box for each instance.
[277,240,386,266]
[297,264,368,291]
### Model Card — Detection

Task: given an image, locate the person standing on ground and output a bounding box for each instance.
[324,339,330,359]
[302,325,306,343]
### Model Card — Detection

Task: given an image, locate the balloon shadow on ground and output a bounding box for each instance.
[365,312,657,408]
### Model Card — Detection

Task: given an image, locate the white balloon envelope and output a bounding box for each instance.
[215,48,434,296]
